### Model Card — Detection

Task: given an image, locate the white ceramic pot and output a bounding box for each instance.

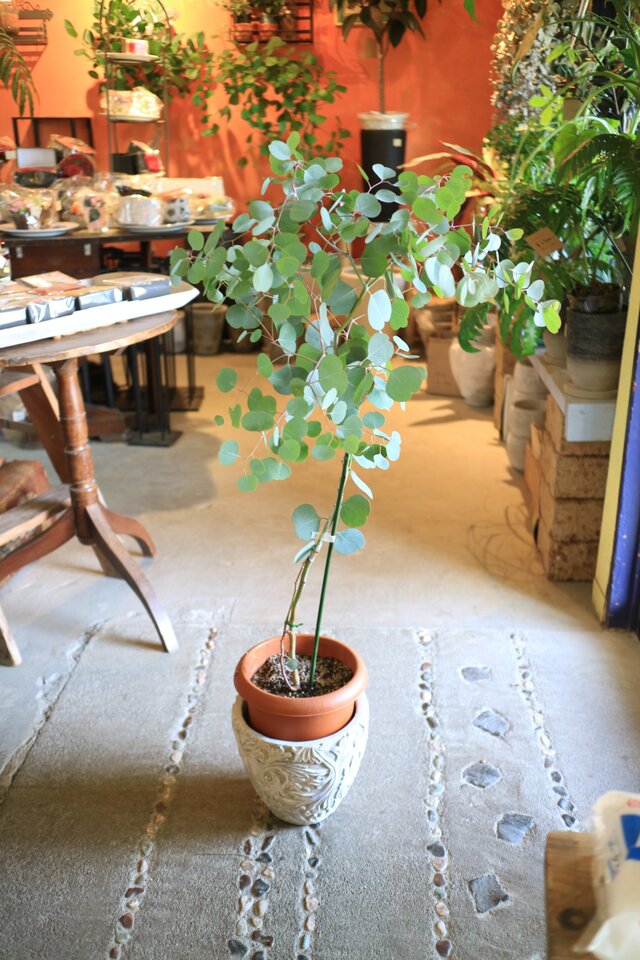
[232,694,369,825]
[513,358,545,397]
[506,431,528,472]
[508,398,546,439]
[358,111,409,131]
[449,330,496,407]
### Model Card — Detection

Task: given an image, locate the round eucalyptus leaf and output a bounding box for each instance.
[278,438,301,462]
[311,444,336,461]
[269,140,291,160]
[292,503,321,541]
[334,528,366,555]
[368,289,392,331]
[340,494,371,528]
[363,411,385,429]
[187,229,204,251]
[330,400,347,424]
[256,353,273,377]
[218,439,240,465]
[386,366,425,401]
[253,263,274,293]
[368,332,394,366]
[237,474,258,493]
[241,410,275,432]
[318,355,347,394]
[216,368,238,393]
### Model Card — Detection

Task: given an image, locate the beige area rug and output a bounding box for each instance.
[2,618,640,960]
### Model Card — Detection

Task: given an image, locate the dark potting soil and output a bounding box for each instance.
[251,653,353,698]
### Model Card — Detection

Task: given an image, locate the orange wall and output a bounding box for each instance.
[0,0,503,208]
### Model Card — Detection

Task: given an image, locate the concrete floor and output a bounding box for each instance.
[0,351,629,773]
[2,352,640,959]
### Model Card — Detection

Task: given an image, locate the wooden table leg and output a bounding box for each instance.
[55,358,177,654]
[0,603,22,666]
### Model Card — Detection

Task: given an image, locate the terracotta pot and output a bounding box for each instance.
[234,634,368,741]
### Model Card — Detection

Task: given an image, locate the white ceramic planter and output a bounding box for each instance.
[358,111,409,131]
[232,694,369,825]
[449,331,496,407]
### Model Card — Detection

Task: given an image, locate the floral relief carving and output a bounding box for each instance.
[232,696,369,825]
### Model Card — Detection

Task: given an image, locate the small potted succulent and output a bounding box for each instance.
[171,135,559,827]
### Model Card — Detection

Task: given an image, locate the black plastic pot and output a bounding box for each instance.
[359,115,408,222]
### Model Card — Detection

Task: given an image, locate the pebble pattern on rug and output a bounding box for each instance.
[104,628,218,960]
[295,823,322,959]
[229,798,276,957]
[417,630,453,959]
[510,631,581,830]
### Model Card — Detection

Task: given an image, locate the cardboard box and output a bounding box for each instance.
[426,333,461,397]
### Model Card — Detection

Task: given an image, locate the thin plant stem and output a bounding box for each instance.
[309,453,351,688]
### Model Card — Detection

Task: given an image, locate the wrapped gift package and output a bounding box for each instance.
[101,86,163,121]
[577,791,640,960]
[117,194,162,227]
[75,285,124,310]
[7,188,58,230]
[27,294,76,324]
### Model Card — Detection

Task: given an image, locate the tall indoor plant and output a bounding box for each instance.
[171,135,559,826]
[329,0,477,214]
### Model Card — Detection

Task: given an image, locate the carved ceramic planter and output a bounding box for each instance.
[232,694,369,825]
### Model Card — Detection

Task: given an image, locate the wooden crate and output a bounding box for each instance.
[545,832,596,960]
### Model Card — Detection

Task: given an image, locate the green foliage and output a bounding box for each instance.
[173,138,550,682]
[0,27,35,115]
[210,37,349,164]
[66,0,214,121]
[329,0,476,112]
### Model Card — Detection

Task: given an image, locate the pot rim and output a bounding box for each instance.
[233,692,369,747]
[233,633,368,718]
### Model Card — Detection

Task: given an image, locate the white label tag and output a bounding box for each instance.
[393,138,402,147]
[525,227,564,257]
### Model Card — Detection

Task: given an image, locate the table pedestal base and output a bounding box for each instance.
[0,356,177,654]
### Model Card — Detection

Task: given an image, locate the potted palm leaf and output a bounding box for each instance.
[170,135,559,829]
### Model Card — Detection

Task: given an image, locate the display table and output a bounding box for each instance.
[0,311,178,663]
[5,222,227,279]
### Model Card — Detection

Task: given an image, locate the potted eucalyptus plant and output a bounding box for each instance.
[170,135,559,829]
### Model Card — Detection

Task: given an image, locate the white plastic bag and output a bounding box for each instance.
[578,791,640,959]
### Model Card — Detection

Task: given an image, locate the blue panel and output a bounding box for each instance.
[607,333,640,630]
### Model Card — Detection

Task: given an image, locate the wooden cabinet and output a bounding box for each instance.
[7,239,101,280]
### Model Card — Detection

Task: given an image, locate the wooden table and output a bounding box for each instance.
[6,222,228,279]
[545,832,597,958]
[0,312,178,660]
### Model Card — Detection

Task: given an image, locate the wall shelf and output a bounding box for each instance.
[3,4,53,47]
[231,0,313,44]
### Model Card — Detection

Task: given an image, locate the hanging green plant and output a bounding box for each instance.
[64,0,214,124]
[209,37,350,165]
[0,26,36,116]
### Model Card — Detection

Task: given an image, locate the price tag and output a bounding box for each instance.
[525,227,564,257]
